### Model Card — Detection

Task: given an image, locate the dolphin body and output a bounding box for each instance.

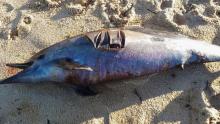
[1,28,220,95]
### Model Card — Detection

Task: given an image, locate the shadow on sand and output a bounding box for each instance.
[0,64,219,123]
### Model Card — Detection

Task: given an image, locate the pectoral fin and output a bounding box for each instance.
[56,58,93,71]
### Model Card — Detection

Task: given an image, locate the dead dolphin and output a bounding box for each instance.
[1,28,220,95]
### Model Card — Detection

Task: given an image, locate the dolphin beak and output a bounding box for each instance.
[0,67,42,84]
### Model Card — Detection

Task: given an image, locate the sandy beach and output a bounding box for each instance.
[0,0,220,123]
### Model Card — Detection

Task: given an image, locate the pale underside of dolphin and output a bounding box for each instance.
[1,28,220,95]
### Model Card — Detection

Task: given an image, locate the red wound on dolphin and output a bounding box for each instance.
[92,29,125,50]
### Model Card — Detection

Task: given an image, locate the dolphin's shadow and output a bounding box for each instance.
[148,64,220,123]
[149,32,220,123]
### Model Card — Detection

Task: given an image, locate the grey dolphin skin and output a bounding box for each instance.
[1,28,220,95]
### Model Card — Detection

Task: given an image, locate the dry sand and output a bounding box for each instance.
[0,0,220,124]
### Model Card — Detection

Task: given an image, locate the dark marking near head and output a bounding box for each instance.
[37,54,45,60]
[150,36,165,42]
[6,61,33,69]
[56,58,76,70]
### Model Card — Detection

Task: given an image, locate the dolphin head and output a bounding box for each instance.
[0,62,66,84]
[0,57,93,85]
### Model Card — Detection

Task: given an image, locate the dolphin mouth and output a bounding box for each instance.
[0,70,29,84]
[0,66,38,84]
[0,77,19,84]
[6,61,33,69]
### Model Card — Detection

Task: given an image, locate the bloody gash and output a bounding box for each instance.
[1,28,220,94]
